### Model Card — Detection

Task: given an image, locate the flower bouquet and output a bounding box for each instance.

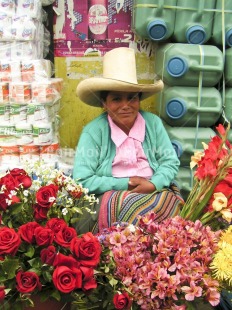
[96,212,221,310]
[0,162,102,309]
[180,124,232,230]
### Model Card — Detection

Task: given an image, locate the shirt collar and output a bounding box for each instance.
[108,112,145,147]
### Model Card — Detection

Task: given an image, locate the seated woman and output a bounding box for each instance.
[73,47,184,234]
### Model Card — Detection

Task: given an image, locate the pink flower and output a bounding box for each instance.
[181,281,202,301]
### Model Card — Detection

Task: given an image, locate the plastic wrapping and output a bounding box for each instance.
[0,0,64,169]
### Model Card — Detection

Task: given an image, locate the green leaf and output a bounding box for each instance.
[42,270,53,282]
[109,277,118,287]
[24,244,35,258]
[27,257,42,270]
[72,207,84,214]
[2,257,19,279]
[50,289,61,301]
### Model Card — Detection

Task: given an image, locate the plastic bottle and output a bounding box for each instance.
[175,166,194,201]
[88,0,108,41]
[164,123,216,166]
[225,48,232,87]
[224,88,232,124]
[173,0,216,44]
[157,86,222,126]
[132,0,177,41]
[228,129,232,143]
[211,0,232,47]
[155,43,224,86]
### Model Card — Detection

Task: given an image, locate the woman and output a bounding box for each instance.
[73,47,184,233]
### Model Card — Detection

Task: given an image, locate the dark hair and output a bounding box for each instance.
[100,91,142,102]
[100,91,109,102]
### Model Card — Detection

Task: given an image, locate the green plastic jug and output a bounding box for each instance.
[175,166,194,201]
[157,86,222,126]
[132,0,177,41]
[228,129,232,143]
[211,0,232,47]
[224,88,232,123]
[173,0,216,44]
[155,43,224,86]
[225,48,232,87]
[164,123,216,165]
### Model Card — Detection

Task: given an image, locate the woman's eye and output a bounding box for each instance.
[112,97,120,102]
[129,96,139,102]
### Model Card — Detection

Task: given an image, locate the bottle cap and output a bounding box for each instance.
[167,57,188,77]
[147,19,167,41]
[166,99,187,119]
[186,25,206,44]
[171,140,183,158]
[226,29,232,47]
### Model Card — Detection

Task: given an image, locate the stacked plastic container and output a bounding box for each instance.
[0,0,63,172]
[132,0,231,200]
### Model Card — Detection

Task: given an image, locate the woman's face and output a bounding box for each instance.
[103,91,140,134]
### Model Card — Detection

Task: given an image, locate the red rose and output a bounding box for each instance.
[55,226,77,247]
[0,173,18,191]
[46,218,67,233]
[113,292,132,310]
[16,271,41,293]
[52,265,82,293]
[0,227,21,256]
[70,232,101,267]
[80,266,97,291]
[9,168,32,189]
[18,222,40,243]
[0,191,10,211]
[53,252,79,268]
[36,184,59,208]
[33,203,48,221]
[0,286,5,303]
[40,245,57,265]
[34,226,54,246]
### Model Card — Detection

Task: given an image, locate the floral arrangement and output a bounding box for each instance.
[0,123,231,309]
[210,225,232,291]
[180,124,232,230]
[97,212,221,310]
[0,162,102,309]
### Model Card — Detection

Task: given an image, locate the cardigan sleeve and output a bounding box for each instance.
[73,131,129,194]
[148,116,180,190]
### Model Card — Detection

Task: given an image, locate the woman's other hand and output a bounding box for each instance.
[128,177,156,194]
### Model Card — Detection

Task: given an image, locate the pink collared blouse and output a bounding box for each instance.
[108,113,154,179]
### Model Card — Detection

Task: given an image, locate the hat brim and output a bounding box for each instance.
[76,77,164,107]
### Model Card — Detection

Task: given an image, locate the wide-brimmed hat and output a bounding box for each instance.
[76,47,164,107]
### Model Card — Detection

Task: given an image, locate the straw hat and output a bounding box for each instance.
[76,47,164,107]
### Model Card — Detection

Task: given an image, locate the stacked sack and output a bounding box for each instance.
[0,0,63,171]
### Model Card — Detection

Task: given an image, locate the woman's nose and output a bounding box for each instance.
[121,98,130,107]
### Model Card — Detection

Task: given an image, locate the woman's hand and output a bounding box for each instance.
[128,177,156,194]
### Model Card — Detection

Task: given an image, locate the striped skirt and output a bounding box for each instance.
[91,183,184,233]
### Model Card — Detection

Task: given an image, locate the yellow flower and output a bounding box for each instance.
[211,227,232,288]
[210,242,232,286]
[219,226,232,245]
[190,151,204,169]
[212,192,228,211]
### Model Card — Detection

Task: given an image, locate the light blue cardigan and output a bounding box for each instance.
[73,111,180,194]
